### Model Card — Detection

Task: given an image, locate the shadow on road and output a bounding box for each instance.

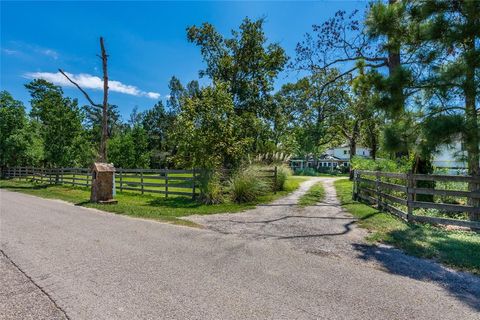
[353,243,480,312]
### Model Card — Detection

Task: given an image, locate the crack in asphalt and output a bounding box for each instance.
[0,249,70,320]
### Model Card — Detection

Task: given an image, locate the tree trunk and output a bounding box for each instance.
[99,37,109,163]
[465,38,480,220]
[348,120,360,180]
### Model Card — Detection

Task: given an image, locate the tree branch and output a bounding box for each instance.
[58,69,101,108]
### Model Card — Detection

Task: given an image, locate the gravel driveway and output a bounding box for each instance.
[186,177,368,256]
[1,179,479,319]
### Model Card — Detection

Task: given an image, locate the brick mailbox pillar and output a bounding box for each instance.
[90,162,117,204]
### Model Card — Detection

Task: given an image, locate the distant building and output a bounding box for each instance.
[290,145,371,171]
[432,140,470,173]
[433,141,466,169]
[325,144,371,161]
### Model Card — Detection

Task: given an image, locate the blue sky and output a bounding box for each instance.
[1,1,367,118]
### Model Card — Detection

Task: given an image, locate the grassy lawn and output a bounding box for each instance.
[298,182,326,206]
[334,178,480,275]
[0,176,309,227]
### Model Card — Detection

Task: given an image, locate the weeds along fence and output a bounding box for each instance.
[353,170,480,229]
[3,166,279,198]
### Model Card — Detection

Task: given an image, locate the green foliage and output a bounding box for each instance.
[108,126,150,169]
[187,17,287,115]
[351,156,413,173]
[187,18,288,156]
[229,166,269,203]
[25,79,90,167]
[141,101,176,168]
[0,91,43,167]
[274,165,292,191]
[173,83,251,170]
[197,169,224,204]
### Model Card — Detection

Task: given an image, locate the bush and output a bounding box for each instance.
[198,170,224,204]
[294,167,345,176]
[274,165,292,191]
[350,156,413,173]
[229,166,269,203]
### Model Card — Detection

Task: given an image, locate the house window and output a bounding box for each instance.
[344,150,348,155]
[328,163,331,167]
[333,163,337,167]
[362,151,365,155]
[344,162,348,167]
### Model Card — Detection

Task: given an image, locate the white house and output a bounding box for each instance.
[432,141,467,169]
[431,140,473,174]
[290,144,371,171]
[325,144,370,160]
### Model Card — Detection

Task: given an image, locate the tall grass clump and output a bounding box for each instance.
[229,166,269,203]
[274,165,292,191]
[198,169,223,204]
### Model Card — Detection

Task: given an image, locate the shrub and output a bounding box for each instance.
[274,165,292,191]
[350,156,413,173]
[229,166,269,203]
[198,169,224,204]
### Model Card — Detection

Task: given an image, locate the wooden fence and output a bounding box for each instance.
[353,170,480,229]
[2,167,199,198]
[3,166,279,199]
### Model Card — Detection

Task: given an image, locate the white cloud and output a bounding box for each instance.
[38,49,58,60]
[24,71,161,99]
[146,92,161,99]
[2,48,20,55]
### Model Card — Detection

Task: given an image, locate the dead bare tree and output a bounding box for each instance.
[59,37,109,162]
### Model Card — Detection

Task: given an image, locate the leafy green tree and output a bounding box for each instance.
[0,91,43,169]
[108,126,150,169]
[142,101,176,168]
[187,18,287,115]
[277,70,351,158]
[172,83,251,170]
[25,79,88,167]
[187,18,288,154]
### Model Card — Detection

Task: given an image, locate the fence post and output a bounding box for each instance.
[273,166,278,194]
[406,170,414,222]
[192,168,196,200]
[165,167,169,198]
[352,170,358,200]
[375,171,381,209]
[119,169,123,192]
[73,169,76,186]
[140,169,144,195]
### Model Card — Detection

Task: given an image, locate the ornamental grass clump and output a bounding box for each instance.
[198,170,224,204]
[229,166,269,203]
[273,165,292,191]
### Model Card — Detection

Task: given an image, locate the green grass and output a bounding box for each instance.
[298,182,326,206]
[0,176,309,227]
[334,178,480,274]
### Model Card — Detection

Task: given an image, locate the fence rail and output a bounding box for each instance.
[3,166,279,199]
[2,166,200,199]
[353,170,480,229]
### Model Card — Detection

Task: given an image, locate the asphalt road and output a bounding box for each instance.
[1,183,479,319]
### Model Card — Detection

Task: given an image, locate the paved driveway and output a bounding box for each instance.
[1,180,479,319]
